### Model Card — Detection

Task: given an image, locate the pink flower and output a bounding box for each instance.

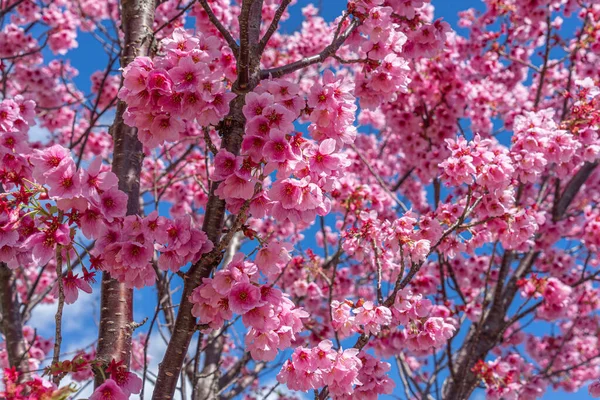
[215,173,255,200]
[162,28,199,54]
[0,100,18,131]
[122,57,153,95]
[291,347,313,371]
[146,69,173,95]
[118,242,153,269]
[589,379,600,397]
[45,160,81,199]
[263,104,295,131]
[312,340,335,369]
[25,224,71,265]
[255,241,292,279]
[142,210,168,243]
[80,207,104,239]
[355,301,392,335]
[114,371,143,396]
[269,179,302,209]
[150,113,183,143]
[89,379,127,400]
[52,271,92,304]
[245,116,271,138]
[262,129,296,163]
[228,282,263,315]
[169,56,207,91]
[245,329,280,361]
[241,134,267,163]
[98,188,128,221]
[306,138,348,174]
[81,157,118,200]
[212,149,239,181]
[242,92,274,120]
[190,280,232,329]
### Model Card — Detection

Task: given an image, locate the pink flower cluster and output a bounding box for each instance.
[255,240,292,280]
[348,352,395,400]
[392,289,456,351]
[342,210,436,267]
[0,24,39,60]
[386,210,438,263]
[511,109,581,182]
[89,360,142,400]
[216,75,354,223]
[355,54,411,110]
[0,98,212,288]
[41,4,79,55]
[441,135,514,192]
[276,340,362,396]
[496,207,545,251]
[520,276,573,321]
[91,70,121,109]
[308,70,357,146]
[92,212,213,288]
[354,301,392,336]
[190,253,308,361]
[583,208,600,251]
[472,354,546,400]
[119,28,235,149]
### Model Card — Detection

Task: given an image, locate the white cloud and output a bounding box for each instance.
[28,123,51,144]
[28,291,99,337]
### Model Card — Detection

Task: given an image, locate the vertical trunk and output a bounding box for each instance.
[95,0,155,387]
[153,2,264,398]
[442,160,595,397]
[0,263,27,376]
[152,94,246,400]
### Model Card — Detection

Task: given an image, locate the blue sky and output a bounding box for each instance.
[26,1,594,399]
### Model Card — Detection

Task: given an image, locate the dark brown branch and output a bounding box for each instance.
[553,161,598,221]
[256,0,292,55]
[197,0,239,53]
[153,1,266,397]
[533,14,552,108]
[260,18,360,79]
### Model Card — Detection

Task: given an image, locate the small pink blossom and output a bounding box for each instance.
[228,282,263,315]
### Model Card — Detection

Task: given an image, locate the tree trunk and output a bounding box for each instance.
[442,161,597,398]
[95,0,156,387]
[0,263,27,377]
[152,2,264,398]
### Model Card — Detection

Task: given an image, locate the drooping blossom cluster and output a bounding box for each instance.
[511,109,582,181]
[118,28,235,149]
[92,212,213,287]
[0,96,213,289]
[518,275,574,321]
[276,340,363,396]
[190,253,308,361]
[0,366,76,400]
[390,289,456,352]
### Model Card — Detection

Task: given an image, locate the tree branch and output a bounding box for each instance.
[197,0,239,53]
[260,18,360,79]
[256,0,292,55]
[553,161,598,221]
